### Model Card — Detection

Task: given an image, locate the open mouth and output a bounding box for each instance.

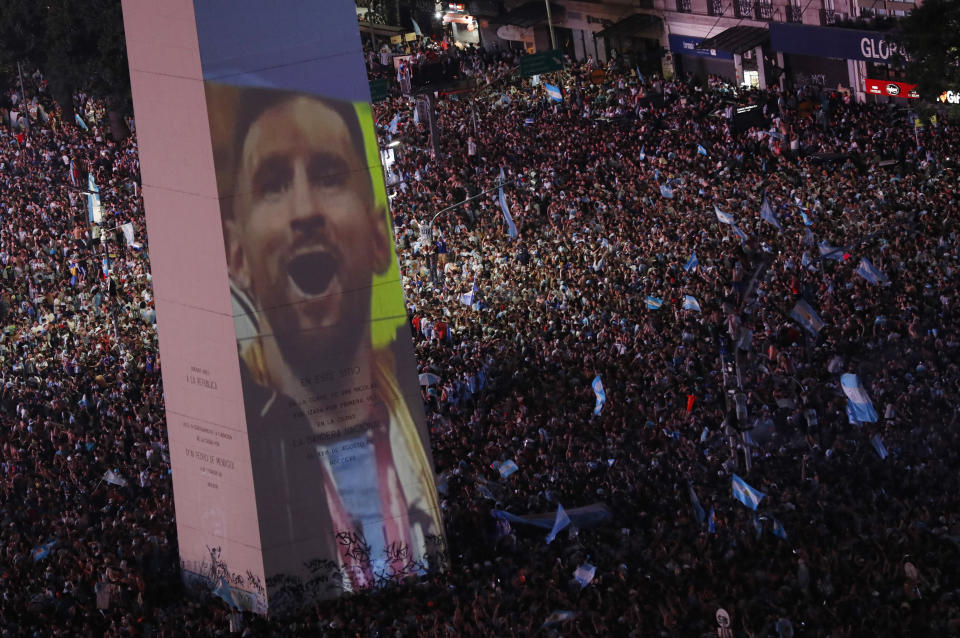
[287,250,338,296]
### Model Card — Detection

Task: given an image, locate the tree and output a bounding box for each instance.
[896,0,960,105]
[0,0,131,136]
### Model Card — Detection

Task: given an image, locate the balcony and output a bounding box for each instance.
[819,8,839,23]
[754,1,774,19]
[675,0,692,12]
[708,0,724,15]
[785,5,803,22]
[733,0,753,18]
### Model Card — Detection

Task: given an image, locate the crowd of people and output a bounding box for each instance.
[2,41,960,637]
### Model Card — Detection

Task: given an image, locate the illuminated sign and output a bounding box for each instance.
[865,78,919,98]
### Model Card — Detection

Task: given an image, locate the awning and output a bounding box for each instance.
[500,1,563,27]
[696,26,769,55]
[357,21,405,37]
[597,13,661,40]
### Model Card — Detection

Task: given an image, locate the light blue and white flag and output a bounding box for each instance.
[87,173,103,224]
[683,251,699,272]
[544,83,563,102]
[772,518,788,540]
[388,114,400,135]
[689,484,706,524]
[760,196,781,231]
[707,506,717,533]
[731,474,765,510]
[803,228,815,246]
[645,296,663,310]
[800,210,813,226]
[659,184,674,199]
[213,577,239,609]
[411,17,423,36]
[499,459,520,478]
[103,469,127,487]
[75,113,89,131]
[841,373,878,423]
[498,168,518,239]
[460,280,478,306]
[818,241,846,261]
[639,146,645,161]
[714,205,735,225]
[592,375,606,415]
[697,143,709,156]
[682,295,701,312]
[871,433,889,460]
[635,67,646,84]
[573,563,596,588]
[790,299,825,336]
[413,106,419,126]
[856,258,888,285]
[732,224,748,244]
[543,610,578,627]
[32,539,57,562]
[545,504,571,544]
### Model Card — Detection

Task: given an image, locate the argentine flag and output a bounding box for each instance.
[544,83,563,102]
[682,295,701,312]
[871,433,889,460]
[498,168,519,239]
[707,507,717,533]
[760,196,781,231]
[213,577,239,609]
[545,504,571,544]
[645,296,663,310]
[683,251,699,272]
[819,241,846,261]
[592,375,606,415]
[498,459,520,478]
[714,205,735,225]
[790,299,825,336]
[856,258,888,285]
[659,184,674,199]
[731,474,765,510]
[841,373,878,423]
[800,210,813,226]
[32,539,57,562]
[639,146,645,161]
[771,518,788,540]
[697,143,709,156]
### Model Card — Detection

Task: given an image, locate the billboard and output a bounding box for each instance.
[865,78,919,99]
[123,0,444,613]
[770,23,901,64]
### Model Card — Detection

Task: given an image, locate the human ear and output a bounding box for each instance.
[224,219,252,293]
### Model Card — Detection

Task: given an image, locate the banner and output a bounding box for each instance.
[124,0,444,613]
[865,78,918,99]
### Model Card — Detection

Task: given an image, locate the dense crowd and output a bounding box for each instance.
[2,43,960,637]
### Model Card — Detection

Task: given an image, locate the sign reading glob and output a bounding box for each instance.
[865,78,919,99]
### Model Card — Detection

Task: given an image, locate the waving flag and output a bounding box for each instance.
[639,146,645,161]
[790,299,825,336]
[103,469,127,487]
[800,210,813,226]
[683,252,699,272]
[75,113,89,131]
[411,17,423,36]
[856,258,888,285]
[714,206,735,225]
[697,143,709,156]
[498,459,520,478]
[871,433,889,460]
[460,279,478,306]
[682,295,701,312]
[592,375,606,415]
[659,184,674,199]
[732,225,748,244]
[544,83,563,102]
[819,241,846,261]
[689,484,706,525]
[731,474,765,510]
[498,168,518,239]
[760,196,781,231]
[707,507,717,533]
[841,373,878,423]
[645,296,663,310]
[68,158,80,187]
[771,518,788,540]
[545,504,571,544]
[32,539,57,562]
[573,563,596,588]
